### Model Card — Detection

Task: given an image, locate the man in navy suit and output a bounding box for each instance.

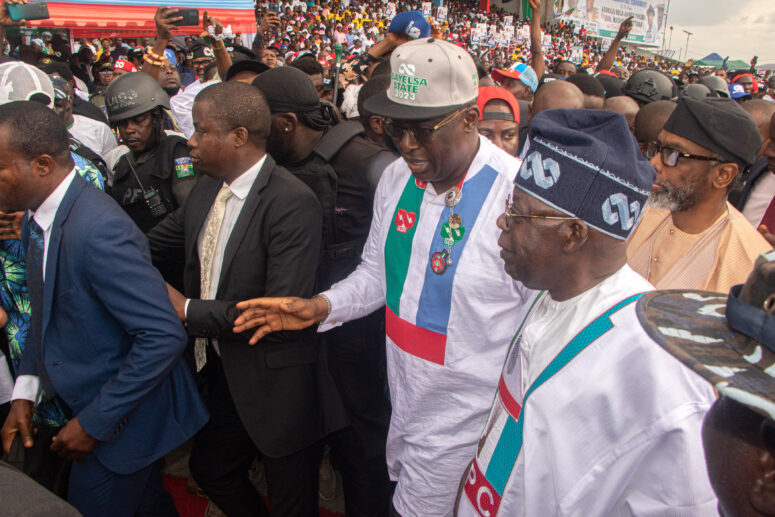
[0,101,208,516]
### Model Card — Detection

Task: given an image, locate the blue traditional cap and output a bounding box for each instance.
[515,109,656,240]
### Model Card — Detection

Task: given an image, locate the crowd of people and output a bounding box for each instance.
[0,0,773,516]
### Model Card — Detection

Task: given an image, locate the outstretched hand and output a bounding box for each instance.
[233,296,328,344]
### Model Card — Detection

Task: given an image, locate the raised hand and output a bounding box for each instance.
[233,295,329,344]
[0,0,27,27]
[258,12,282,36]
[154,6,182,41]
[203,10,223,37]
[616,16,633,41]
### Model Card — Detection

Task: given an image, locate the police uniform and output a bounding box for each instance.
[110,134,197,234]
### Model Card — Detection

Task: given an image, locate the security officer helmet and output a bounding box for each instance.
[680,83,712,99]
[623,69,677,104]
[698,74,731,98]
[105,71,170,124]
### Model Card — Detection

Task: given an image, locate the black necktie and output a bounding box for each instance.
[27,217,56,401]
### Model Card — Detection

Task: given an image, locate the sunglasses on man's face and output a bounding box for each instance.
[383,109,462,146]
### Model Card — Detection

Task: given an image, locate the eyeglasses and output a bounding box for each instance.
[651,142,720,167]
[383,109,462,146]
[503,195,576,227]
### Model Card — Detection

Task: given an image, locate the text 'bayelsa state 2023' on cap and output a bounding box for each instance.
[363,38,479,121]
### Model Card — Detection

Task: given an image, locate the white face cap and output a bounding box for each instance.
[370,38,478,120]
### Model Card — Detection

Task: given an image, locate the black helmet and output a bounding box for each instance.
[680,83,712,99]
[698,74,731,98]
[623,69,677,104]
[104,72,170,124]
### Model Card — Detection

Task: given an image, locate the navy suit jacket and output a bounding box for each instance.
[19,173,208,475]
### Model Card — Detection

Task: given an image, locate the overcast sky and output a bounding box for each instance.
[664,0,775,63]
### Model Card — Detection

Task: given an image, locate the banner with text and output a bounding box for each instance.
[557,0,665,47]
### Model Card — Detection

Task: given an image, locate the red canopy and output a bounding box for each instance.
[25,2,257,38]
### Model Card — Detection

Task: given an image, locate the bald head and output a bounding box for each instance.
[634,100,676,144]
[741,99,775,146]
[603,96,639,131]
[530,81,584,120]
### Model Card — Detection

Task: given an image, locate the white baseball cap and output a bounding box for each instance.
[0,61,54,109]
[364,38,478,120]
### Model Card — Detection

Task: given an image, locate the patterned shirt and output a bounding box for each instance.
[0,155,103,427]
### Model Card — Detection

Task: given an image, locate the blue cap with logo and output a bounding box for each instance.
[164,48,178,67]
[388,11,431,39]
[728,83,752,100]
[515,109,655,240]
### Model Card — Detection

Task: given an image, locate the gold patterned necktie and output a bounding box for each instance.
[195,185,233,372]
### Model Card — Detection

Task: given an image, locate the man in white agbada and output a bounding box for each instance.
[231,39,529,516]
[456,109,718,516]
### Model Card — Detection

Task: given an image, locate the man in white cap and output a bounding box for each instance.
[232,38,527,515]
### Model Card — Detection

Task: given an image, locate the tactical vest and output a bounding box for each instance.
[110,135,189,234]
[287,121,369,290]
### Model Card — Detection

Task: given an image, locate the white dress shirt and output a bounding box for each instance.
[183,155,266,356]
[70,114,118,165]
[12,170,77,404]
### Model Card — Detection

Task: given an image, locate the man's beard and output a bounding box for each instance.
[647,181,697,212]
[162,86,180,97]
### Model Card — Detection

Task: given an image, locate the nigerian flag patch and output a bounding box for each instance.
[175,157,195,178]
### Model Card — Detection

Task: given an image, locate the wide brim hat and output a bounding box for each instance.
[363,37,477,121]
[637,250,775,419]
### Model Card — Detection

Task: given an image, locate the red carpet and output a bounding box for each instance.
[163,474,345,517]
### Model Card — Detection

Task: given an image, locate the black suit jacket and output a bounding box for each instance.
[148,155,347,457]
[731,156,769,211]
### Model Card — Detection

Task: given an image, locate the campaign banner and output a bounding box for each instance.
[571,45,583,62]
[385,2,396,17]
[503,15,513,26]
[422,2,432,17]
[437,6,447,21]
[557,0,665,47]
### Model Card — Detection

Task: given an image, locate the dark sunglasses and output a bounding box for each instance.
[383,109,462,146]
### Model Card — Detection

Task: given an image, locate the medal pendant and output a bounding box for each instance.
[431,250,449,274]
[445,187,462,207]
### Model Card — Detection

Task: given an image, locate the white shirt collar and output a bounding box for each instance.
[30,169,76,232]
[226,154,266,201]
